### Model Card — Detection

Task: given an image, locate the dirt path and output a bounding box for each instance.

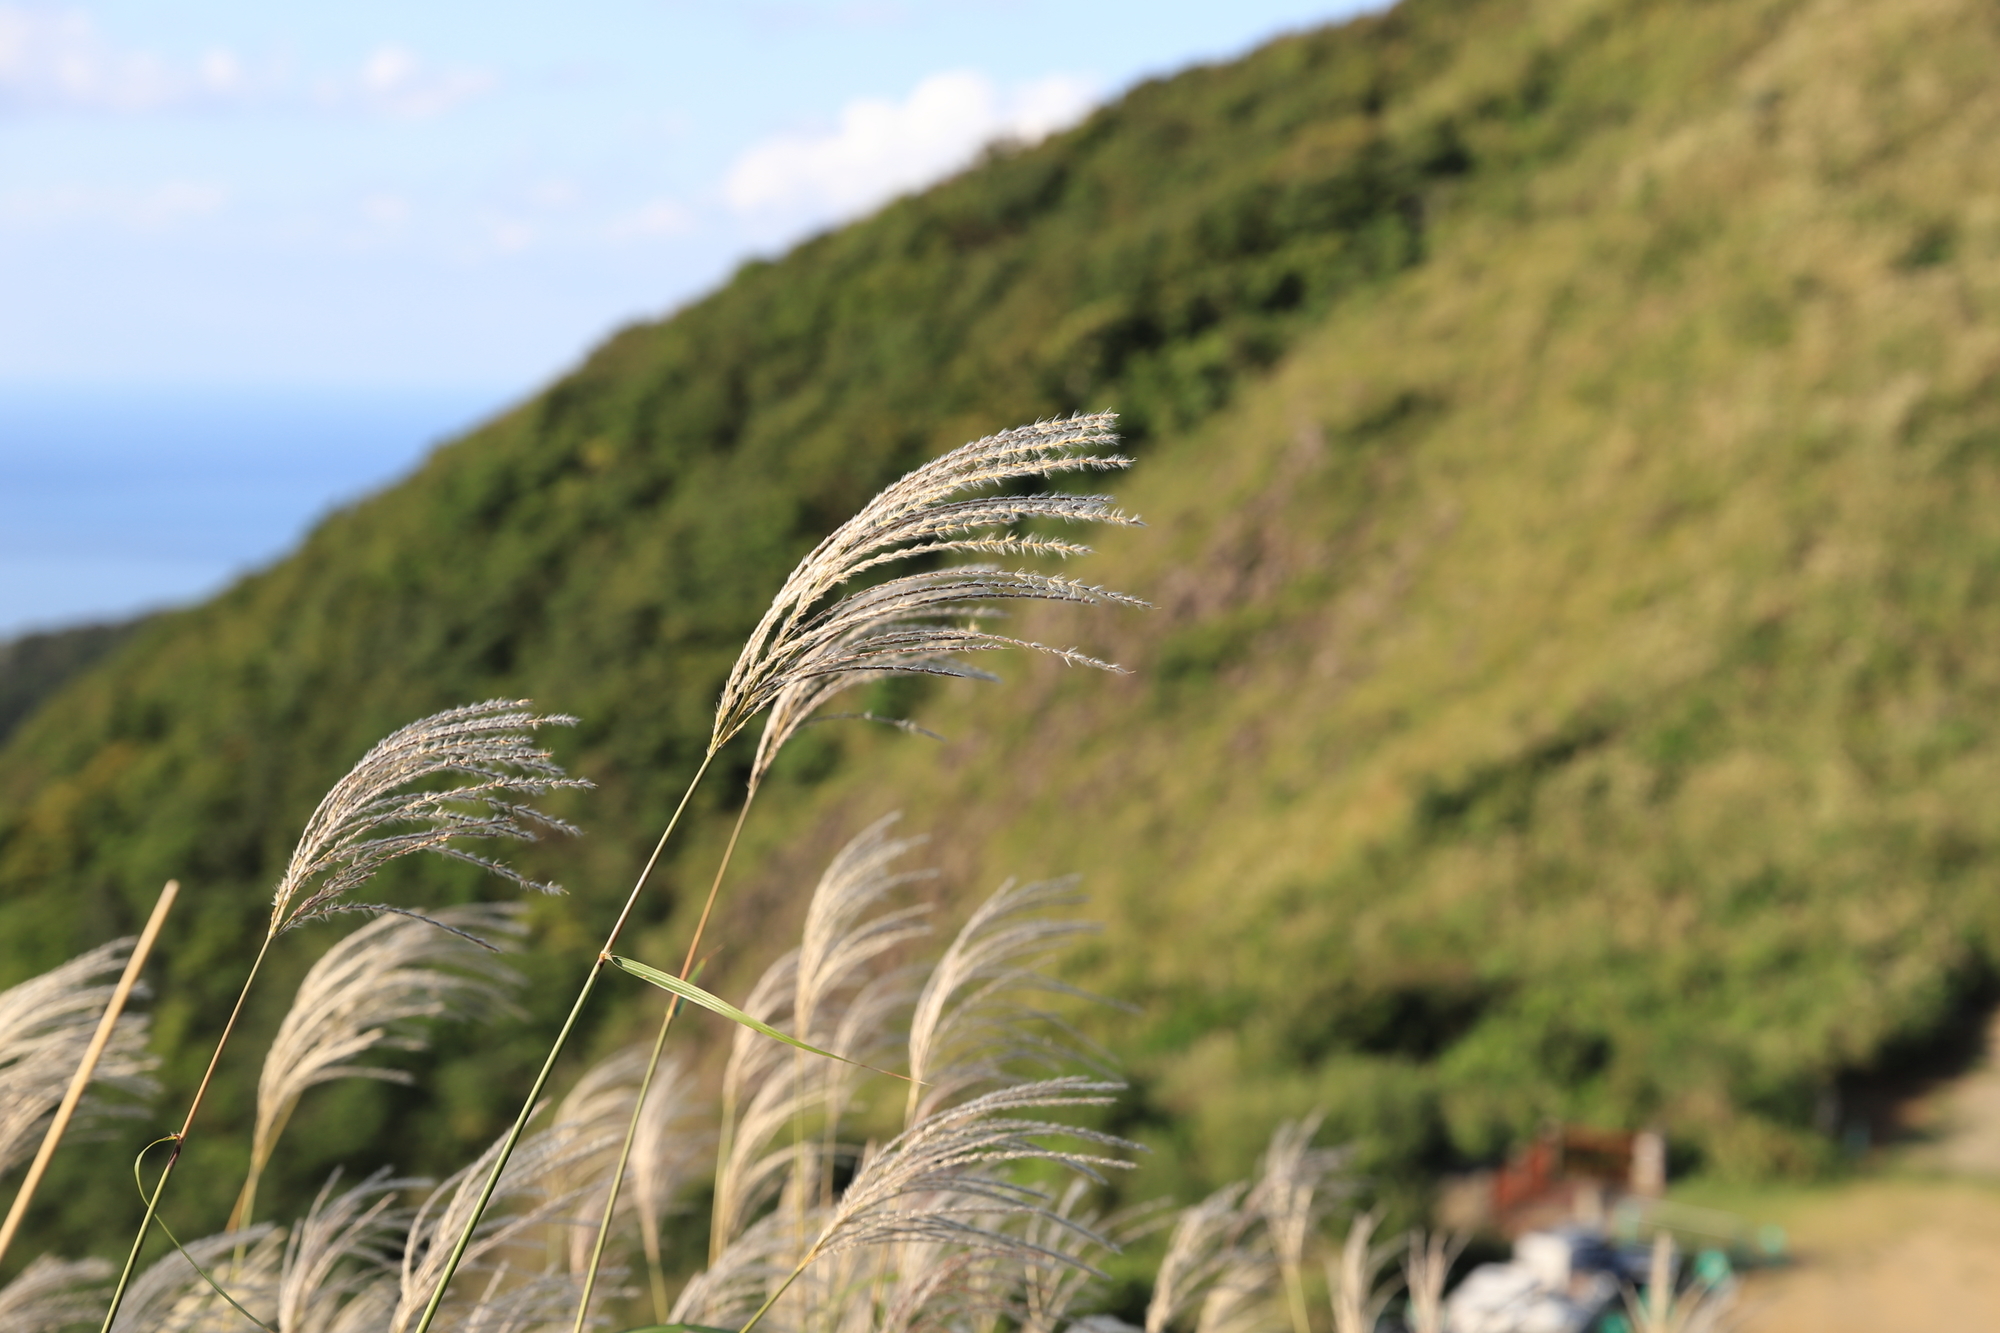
[1711,1015,2000,1330]
[1727,1178,2000,1332]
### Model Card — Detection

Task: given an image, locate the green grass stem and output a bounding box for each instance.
[100,927,273,1332]
[413,749,715,1333]
[573,788,755,1330]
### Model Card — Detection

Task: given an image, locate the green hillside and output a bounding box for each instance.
[0,620,140,749]
[7,0,2000,1260]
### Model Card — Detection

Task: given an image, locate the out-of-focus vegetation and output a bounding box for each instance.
[5,0,2000,1266]
[0,622,140,748]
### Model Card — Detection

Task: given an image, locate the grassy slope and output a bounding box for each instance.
[707,0,2000,1205]
[6,0,2000,1258]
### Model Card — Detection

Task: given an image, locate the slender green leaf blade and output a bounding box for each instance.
[606,955,915,1082]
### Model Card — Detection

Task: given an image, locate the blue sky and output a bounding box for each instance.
[1,1,1384,636]
[1,0,1382,393]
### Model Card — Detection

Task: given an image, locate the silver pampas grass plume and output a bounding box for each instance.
[783,1076,1128,1269]
[0,1255,113,1333]
[904,876,1098,1126]
[273,1168,413,1333]
[1251,1112,1352,1333]
[107,1225,281,1333]
[713,413,1145,786]
[389,1104,606,1333]
[232,906,526,1229]
[0,939,159,1177]
[265,700,588,937]
[1145,1184,1257,1333]
[1402,1229,1465,1333]
[686,1078,1133,1333]
[1326,1210,1400,1333]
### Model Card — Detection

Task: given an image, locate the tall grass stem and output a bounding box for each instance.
[412,749,715,1333]
[0,879,177,1268]
[100,925,274,1331]
[571,787,755,1331]
[569,989,684,1332]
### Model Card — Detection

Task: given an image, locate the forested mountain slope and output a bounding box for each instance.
[0,620,139,748]
[7,0,2000,1255]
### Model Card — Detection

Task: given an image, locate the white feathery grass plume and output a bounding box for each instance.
[1192,1250,1276,1333]
[1145,1183,1258,1333]
[710,950,813,1262]
[751,964,927,1333]
[772,1078,1129,1282]
[874,1244,1015,1333]
[799,1229,890,1333]
[1402,1229,1465,1333]
[107,1224,280,1333]
[1326,1211,1400,1333]
[0,1254,113,1333]
[685,1079,1131,1333]
[792,815,934,1054]
[628,1049,708,1322]
[820,968,916,1150]
[790,815,933,1219]
[714,412,1144,786]
[1019,1178,1142,1333]
[275,1168,413,1333]
[671,1207,796,1330]
[0,939,159,1176]
[548,1047,647,1280]
[1249,1113,1352,1333]
[686,1203,1028,1333]
[391,1106,602,1333]
[905,877,1099,1126]
[712,819,934,1262]
[321,1282,396,1333]
[235,906,526,1229]
[265,700,588,937]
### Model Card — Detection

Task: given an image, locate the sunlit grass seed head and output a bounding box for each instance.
[266,700,590,938]
[232,905,527,1230]
[0,1255,114,1333]
[713,413,1147,787]
[0,939,159,1177]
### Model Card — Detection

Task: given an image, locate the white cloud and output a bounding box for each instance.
[0,5,189,111]
[347,42,491,119]
[0,7,492,118]
[722,69,1098,225]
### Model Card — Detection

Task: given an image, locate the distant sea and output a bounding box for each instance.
[0,384,511,639]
